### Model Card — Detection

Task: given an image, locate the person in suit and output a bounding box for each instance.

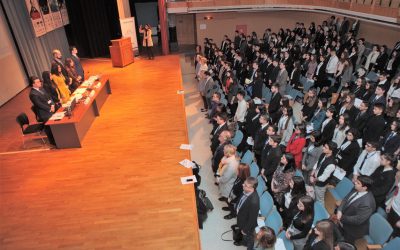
[267,83,282,124]
[281,176,307,228]
[304,220,334,250]
[210,112,229,154]
[268,59,280,87]
[234,177,260,249]
[51,49,69,84]
[276,62,289,95]
[41,71,61,111]
[301,88,318,123]
[314,55,328,89]
[381,121,400,155]
[363,103,386,144]
[261,134,282,185]
[368,85,386,113]
[28,76,56,146]
[253,114,269,166]
[29,76,55,122]
[70,46,84,80]
[243,102,262,138]
[336,175,376,243]
[353,101,370,137]
[370,153,397,209]
[336,128,361,176]
[212,130,232,173]
[320,106,337,144]
[302,131,323,184]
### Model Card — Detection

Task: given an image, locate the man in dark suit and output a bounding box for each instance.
[353,101,370,136]
[234,177,260,249]
[70,46,85,80]
[368,85,386,113]
[29,76,55,122]
[261,134,282,185]
[28,76,56,146]
[212,131,232,173]
[268,83,282,124]
[51,49,69,81]
[336,175,376,243]
[253,114,269,166]
[210,112,229,154]
[363,103,386,144]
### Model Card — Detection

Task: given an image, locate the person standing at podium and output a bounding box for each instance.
[139,24,154,60]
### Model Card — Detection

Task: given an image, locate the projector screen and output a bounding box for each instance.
[0,6,28,106]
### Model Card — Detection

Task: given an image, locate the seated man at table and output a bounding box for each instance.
[29,76,55,122]
[29,76,56,146]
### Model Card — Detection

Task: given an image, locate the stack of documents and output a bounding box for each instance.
[180,175,197,185]
[180,144,193,150]
[179,159,195,169]
[49,112,65,120]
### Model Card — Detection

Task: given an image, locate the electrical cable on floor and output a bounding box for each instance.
[221,229,233,241]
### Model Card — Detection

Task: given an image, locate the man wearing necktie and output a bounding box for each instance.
[234,177,260,249]
[336,175,375,243]
[353,141,381,179]
[70,46,85,80]
[29,76,55,122]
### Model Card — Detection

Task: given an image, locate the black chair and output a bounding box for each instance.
[31,105,43,122]
[16,112,46,148]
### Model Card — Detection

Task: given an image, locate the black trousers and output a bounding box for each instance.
[146,46,154,59]
[388,208,400,237]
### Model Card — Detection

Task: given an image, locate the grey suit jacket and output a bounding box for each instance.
[337,190,376,243]
[275,69,288,95]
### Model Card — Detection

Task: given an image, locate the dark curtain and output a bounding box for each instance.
[65,0,121,58]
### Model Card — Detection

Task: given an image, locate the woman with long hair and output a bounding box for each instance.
[278,106,295,148]
[309,98,328,132]
[286,123,307,169]
[352,77,366,100]
[332,114,350,147]
[306,220,334,250]
[222,163,250,220]
[302,131,324,184]
[64,58,81,91]
[306,54,318,80]
[301,88,318,122]
[336,128,361,177]
[42,71,61,110]
[50,63,70,103]
[290,61,302,90]
[286,195,315,250]
[386,76,400,123]
[139,24,154,59]
[281,176,307,228]
[339,93,359,126]
[253,226,277,250]
[271,153,296,208]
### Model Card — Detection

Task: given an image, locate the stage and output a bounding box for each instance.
[0,55,200,249]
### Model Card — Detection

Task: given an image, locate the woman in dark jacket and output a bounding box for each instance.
[252,70,264,99]
[41,71,61,110]
[304,220,336,250]
[285,195,314,250]
[336,128,361,176]
[302,88,318,123]
[290,61,302,90]
[370,153,396,209]
[223,163,250,219]
[353,77,366,100]
[281,176,307,228]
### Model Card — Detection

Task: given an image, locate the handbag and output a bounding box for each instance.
[231,224,243,242]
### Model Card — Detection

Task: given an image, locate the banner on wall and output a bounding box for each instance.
[37,0,55,32]
[58,0,69,25]
[25,0,46,37]
[48,0,63,28]
[120,17,139,54]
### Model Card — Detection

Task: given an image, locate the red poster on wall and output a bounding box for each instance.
[25,0,46,37]
[236,25,247,35]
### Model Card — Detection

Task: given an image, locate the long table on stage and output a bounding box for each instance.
[46,79,112,149]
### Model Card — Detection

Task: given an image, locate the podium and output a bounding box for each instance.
[109,37,134,67]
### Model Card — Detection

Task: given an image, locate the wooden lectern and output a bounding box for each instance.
[109,37,134,67]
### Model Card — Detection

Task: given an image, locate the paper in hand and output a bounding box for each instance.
[181,175,197,185]
[180,144,193,150]
[179,159,195,169]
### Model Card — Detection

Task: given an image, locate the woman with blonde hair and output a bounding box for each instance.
[217,144,239,202]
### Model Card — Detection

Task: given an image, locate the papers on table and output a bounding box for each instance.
[74,88,86,95]
[179,159,195,169]
[354,98,363,108]
[177,90,184,94]
[180,144,193,150]
[181,175,197,185]
[246,137,254,146]
[333,167,346,180]
[49,112,65,120]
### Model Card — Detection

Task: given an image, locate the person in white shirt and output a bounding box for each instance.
[310,141,337,206]
[353,141,381,179]
[326,50,339,77]
[235,90,247,125]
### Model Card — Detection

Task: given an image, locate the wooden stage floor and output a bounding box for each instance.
[0,56,200,249]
